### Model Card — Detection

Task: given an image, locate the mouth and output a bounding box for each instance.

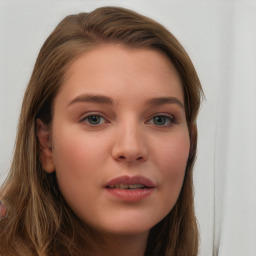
[105,175,155,189]
[107,183,148,190]
[104,175,155,202]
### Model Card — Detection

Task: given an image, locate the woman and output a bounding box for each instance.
[0,6,203,256]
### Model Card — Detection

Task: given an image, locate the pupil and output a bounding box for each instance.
[89,116,100,124]
[154,116,166,125]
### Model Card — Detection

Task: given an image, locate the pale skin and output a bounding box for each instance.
[37,44,190,256]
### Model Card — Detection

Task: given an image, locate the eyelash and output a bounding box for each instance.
[80,113,108,126]
[146,114,175,127]
[80,113,175,127]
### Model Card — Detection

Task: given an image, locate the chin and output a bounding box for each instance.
[91,213,164,237]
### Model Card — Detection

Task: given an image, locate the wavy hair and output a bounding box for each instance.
[0,6,203,256]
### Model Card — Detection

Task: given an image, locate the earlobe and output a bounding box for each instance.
[36,119,55,173]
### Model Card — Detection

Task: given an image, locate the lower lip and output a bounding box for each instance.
[105,188,154,202]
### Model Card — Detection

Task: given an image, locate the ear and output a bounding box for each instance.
[189,123,198,161]
[36,119,55,173]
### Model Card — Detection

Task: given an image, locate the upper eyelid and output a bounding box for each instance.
[80,112,107,119]
[146,113,175,120]
[80,112,174,118]
[78,110,177,123]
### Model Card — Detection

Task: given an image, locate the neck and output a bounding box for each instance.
[95,232,149,256]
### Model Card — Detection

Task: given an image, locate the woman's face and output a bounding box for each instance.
[39,44,190,236]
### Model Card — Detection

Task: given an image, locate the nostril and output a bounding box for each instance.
[117,155,144,161]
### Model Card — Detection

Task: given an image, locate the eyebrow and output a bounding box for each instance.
[68,94,184,109]
[68,94,113,106]
[146,97,184,109]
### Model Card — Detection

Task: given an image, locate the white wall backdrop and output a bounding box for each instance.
[0,1,255,255]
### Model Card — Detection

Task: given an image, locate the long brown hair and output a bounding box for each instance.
[0,6,203,256]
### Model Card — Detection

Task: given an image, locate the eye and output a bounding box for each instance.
[81,114,107,125]
[147,115,175,126]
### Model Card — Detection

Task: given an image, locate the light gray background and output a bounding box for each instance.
[1,1,256,255]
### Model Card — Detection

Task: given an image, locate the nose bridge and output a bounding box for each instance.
[112,117,148,162]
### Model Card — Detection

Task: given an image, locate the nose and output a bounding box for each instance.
[111,123,148,163]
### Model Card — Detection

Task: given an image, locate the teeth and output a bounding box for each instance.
[129,184,145,189]
[108,184,146,189]
[116,184,129,189]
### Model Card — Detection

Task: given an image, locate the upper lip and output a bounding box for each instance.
[105,175,155,188]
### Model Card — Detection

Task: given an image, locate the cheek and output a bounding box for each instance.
[156,133,190,203]
[51,127,107,202]
[53,136,89,175]
[52,126,106,172]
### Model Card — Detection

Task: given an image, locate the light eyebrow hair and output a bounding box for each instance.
[146,97,185,109]
[68,94,113,106]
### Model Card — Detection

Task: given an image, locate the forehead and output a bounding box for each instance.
[57,44,184,105]
[66,44,180,78]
